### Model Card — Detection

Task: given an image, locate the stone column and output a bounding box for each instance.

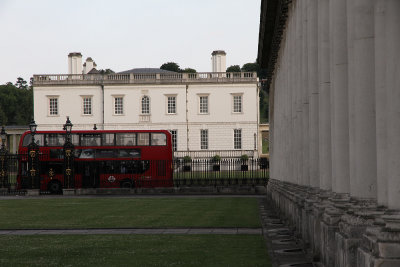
[374,0,388,206]
[330,0,350,194]
[386,0,400,209]
[307,0,319,189]
[346,0,357,196]
[295,0,303,185]
[318,0,332,191]
[301,0,310,187]
[352,0,377,199]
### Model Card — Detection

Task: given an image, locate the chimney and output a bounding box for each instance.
[83,57,96,74]
[211,50,226,72]
[68,52,83,74]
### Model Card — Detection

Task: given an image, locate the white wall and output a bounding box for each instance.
[34,82,258,152]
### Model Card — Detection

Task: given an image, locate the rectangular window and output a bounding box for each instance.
[233,95,242,113]
[170,130,177,151]
[234,129,242,149]
[167,96,176,114]
[151,133,167,146]
[137,133,150,146]
[83,97,92,115]
[200,129,208,150]
[49,98,58,115]
[114,97,123,115]
[199,96,208,114]
[116,133,136,146]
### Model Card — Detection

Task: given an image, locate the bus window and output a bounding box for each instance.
[22,134,45,147]
[116,133,136,146]
[47,134,64,146]
[137,133,149,146]
[151,133,166,146]
[71,134,80,146]
[102,133,115,146]
[132,160,150,174]
[81,134,101,146]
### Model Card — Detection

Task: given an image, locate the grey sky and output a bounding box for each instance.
[0,0,260,85]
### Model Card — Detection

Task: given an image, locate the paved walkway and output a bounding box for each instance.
[0,227,262,235]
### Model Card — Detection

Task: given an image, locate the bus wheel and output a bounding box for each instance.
[120,180,133,189]
[48,180,62,194]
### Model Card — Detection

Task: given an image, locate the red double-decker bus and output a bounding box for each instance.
[17,130,173,193]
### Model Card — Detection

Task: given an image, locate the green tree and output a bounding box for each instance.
[160,62,180,72]
[99,69,115,75]
[241,63,260,73]
[15,77,28,90]
[181,68,197,73]
[0,79,33,125]
[226,65,241,72]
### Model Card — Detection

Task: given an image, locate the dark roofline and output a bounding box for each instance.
[68,52,82,57]
[257,0,291,88]
[212,50,226,56]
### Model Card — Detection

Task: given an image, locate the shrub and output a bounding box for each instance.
[212,155,221,163]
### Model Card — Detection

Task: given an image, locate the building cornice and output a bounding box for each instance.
[257,0,291,90]
[33,72,258,87]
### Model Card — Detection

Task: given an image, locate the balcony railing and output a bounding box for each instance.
[174,150,256,159]
[33,72,258,86]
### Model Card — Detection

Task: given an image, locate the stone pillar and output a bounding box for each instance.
[330,0,350,194]
[318,0,332,191]
[352,0,377,199]
[347,0,357,196]
[374,0,388,206]
[300,0,309,187]
[386,0,400,210]
[307,0,319,189]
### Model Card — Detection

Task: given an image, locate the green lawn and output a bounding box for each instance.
[0,234,271,267]
[0,197,261,229]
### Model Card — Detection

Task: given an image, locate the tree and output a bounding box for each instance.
[15,77,28,90]
[181,68,197,73]
[99,69,115,75]
[160,62,180,72]
[0,79,33,125]
[226,65,241,72]
[241,63,260,73]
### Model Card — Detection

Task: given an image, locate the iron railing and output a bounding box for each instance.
[0,154,269,194]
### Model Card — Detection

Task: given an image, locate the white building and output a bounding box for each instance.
[33,51,259,158]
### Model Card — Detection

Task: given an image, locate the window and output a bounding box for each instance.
[141,96,150,114]
[234,129,242,149]
[201,129,208,150]
[170,130,177,151]
[233,95,242,113]
[199,95,208,114]
[151,133,167,146]
[114,97,124,115]
[49,97,58,115]
[167,96,176,114]
[137,133,150,146]
[83,97,92,115]
[116,133,136,146]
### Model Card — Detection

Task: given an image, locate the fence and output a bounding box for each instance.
[0,154,269,195]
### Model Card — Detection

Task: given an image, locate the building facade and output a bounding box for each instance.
[33,52,260,158]
[259,0,400,266]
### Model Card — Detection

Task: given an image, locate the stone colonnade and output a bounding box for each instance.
[268,0,400,266]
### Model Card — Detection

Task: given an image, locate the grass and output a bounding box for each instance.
[0,197,261,229]
[0,234,271,267]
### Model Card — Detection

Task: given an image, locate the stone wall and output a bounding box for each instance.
[258,0,400,266]
[267,179,400,267]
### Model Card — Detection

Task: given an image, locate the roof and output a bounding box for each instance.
[118,68,177,74]
[87,68,100,74]
[257,0,289,89]
[68,52,82,57]
[211,50,226,56]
